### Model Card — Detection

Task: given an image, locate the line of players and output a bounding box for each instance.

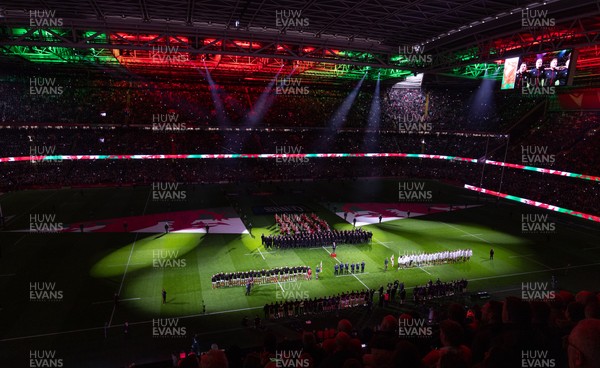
[261,228,373,249]
[387,249,472,270]
[515,57,570,88]
[264,289,374,319]
[334,261,366,275]
[413,278,468,303]
[211,266,311,288]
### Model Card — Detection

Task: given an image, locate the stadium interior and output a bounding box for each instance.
[0,1,599,367]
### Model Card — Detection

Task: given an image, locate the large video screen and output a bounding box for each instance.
[501,49,575,90]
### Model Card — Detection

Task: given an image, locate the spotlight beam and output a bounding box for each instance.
[199,62,228,126]
[246,65,285,126]
[329,73,366,129]
[363,74,381,152]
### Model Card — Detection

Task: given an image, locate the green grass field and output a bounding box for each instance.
[1,179,599,367]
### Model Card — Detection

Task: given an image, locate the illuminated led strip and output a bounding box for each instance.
[483,159,599,182]
[1,153,598,182]
[0,153,477,162]
[464,184,600,222]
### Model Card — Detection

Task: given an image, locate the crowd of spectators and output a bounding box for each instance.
[0,126,596,214]
[497,111,600,174]
[0,76,540,132]
[0,76,598,216]
[172,289,600,368]
[0,147,597,215]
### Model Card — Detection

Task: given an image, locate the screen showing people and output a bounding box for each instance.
[501,49,573,90]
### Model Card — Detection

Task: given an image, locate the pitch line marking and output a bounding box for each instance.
[418,267,431,275]
[322,246,370,290]
[522,256,553,270]
[441,222,490,243]
[351,274,370,290]
[92,297,141,305]
[583,246,600,251]
[107,263,145,267]
[0,306,264,342]
[509,254,535,258]
[6,261,600,342]
[374,238,392,249]
[461,234,483,237]
[265,279,304,285]
[276,280,285,292]
[4,190,59,226]
[0,273,16,277]
[108,190,152,327]
[467,261,600,282]
[336,272,370,278]
[244,251,276,255]
[257,247,266,260]
[494,287,523,293]
[13,234,27,247]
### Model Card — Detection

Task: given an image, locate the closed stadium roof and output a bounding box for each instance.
[0,0,599,81]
